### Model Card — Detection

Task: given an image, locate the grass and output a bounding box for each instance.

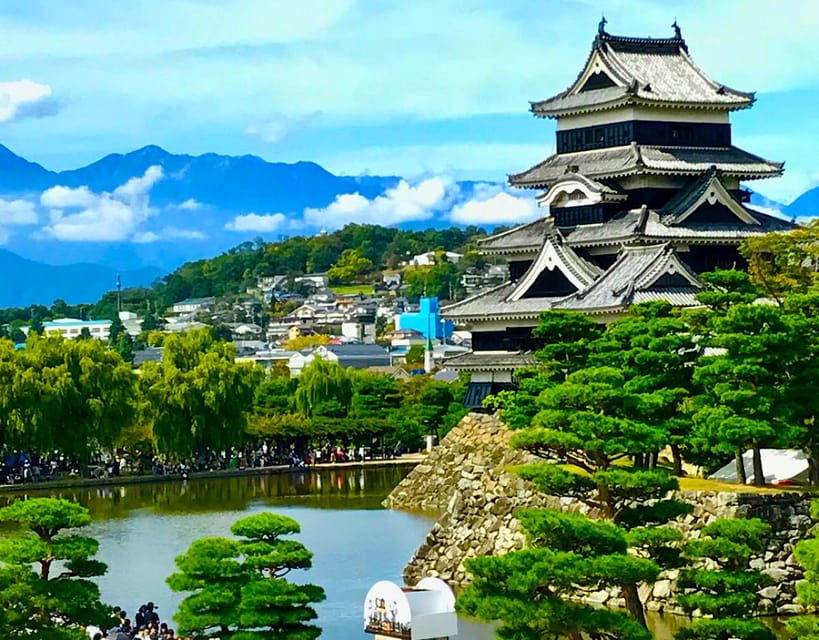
[677,476,815,495]
[331,284,374,295]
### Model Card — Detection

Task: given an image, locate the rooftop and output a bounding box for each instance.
[531,26,754,118]
[509,144,783,189]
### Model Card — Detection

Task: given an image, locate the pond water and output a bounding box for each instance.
[1,467,792,640]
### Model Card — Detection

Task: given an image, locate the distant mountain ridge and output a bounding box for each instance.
[0,143,816,308]
[0,249,162,308]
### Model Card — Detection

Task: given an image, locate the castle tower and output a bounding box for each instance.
[443,22,793,408]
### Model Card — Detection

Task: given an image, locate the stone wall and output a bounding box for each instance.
[387,412,814,615]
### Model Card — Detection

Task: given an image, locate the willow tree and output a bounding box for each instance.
[0,498,109,639]
[140,329,262,458]
[294,358,353,417]
[169,512,324,640]
[10,336,137,465]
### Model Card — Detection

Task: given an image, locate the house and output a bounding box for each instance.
[236,349,297,371]
[367,365,413,382]
[36,318,112,341]
[257,274,287,291]
[341,322,376,343]
[171,297,215,314]
[294,273,329,289]
[133,347,163,368]
[163,320,209,333]
[316,344,390,369]
[383,328,427,348]
[118,311,143,337]
[409,251,463,266]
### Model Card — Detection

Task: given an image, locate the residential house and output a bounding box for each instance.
[408,251,463,267]
[171,297,216,314]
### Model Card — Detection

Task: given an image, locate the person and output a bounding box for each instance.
[144,603,159,625]
[135,605,146,629]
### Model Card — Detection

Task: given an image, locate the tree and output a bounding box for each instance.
[0,498,109,639]
[464,364,688,637]
[11,336,138,466]
[140,329,262,459]
[327,248,375,284]
[788,499,819,639]
[676,518,773,640]
[168,512,324,640]
[294,358,353,418]
[739,221,819,303]
[108,314,125,344]
[459,508,657,640]
[284,334,330,351]
[592,302,696,475]
[689,304,798,485]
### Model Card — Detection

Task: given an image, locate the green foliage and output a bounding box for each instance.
[0,498,109,639]
[169,512,325,640]
[532,309,602,378]
[140,329,262,458]
[675,517,772,640]
[9,335,138,463]
[294,358,353,418]
[327,248,376,284]
[788,499,819,638]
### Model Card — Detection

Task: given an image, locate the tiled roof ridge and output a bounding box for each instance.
[439,281,514,312]
[476,216,551,245]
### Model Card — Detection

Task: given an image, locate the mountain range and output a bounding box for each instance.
[0,143,816,308]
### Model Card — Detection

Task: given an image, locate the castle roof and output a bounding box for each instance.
[531,29,754,118]
[558,243,701,313]
[509,144,783,189]
[475,217,552,256]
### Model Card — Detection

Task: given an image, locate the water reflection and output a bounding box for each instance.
[0,465,410,517]
[0,468,794,639]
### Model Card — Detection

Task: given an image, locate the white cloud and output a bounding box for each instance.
[225,213,288,232]
[40,165,164,241]
[0,80,60,122]
[303,178,451,229]
[449,188,539,225]
[0,197,38,244]
[246,111,324,143]
[0,198,37,225]
[176,198,201,211]
[164,226,206,239]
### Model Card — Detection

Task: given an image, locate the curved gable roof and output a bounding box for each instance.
[532,30,754,118]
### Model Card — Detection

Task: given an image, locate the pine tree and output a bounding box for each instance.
[675,518,773,640]
[168,512,324,640]
[0,498,109,639]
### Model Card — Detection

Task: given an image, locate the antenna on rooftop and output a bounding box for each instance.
[116,274,122,313]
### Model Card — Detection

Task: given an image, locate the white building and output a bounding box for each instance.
[409,251,463,267]
[40,318,112,341]
[171,297,215,314]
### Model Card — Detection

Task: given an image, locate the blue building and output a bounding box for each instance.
[397,297,454,341]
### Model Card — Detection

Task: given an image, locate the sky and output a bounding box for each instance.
[0,0,817,207]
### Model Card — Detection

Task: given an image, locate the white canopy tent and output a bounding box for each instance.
[710,449,809,485]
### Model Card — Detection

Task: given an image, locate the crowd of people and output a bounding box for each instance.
[86,603,188,640]
[2,438,408,485]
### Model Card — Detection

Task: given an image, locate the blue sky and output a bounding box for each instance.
[0,0,817,204]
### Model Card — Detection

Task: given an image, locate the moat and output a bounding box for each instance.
[0,467,791,639]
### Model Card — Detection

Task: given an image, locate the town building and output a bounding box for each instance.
[408,251,463,267]
[37,318,112,341]
[397,297,454,341]
[171,297,216,314]
[442,21,793,406]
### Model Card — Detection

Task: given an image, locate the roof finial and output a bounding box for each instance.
[598,14,607,36]
[672,18,682,39]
